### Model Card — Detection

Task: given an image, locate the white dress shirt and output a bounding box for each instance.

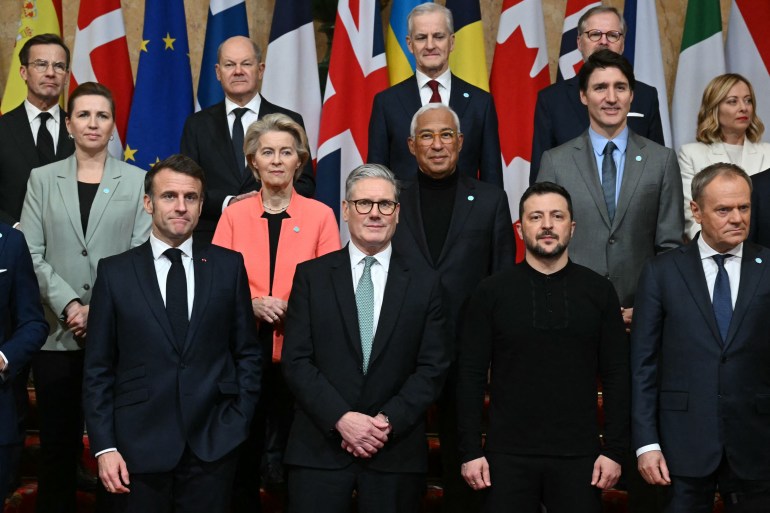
[415,69,452,107]
[349,243,392,337]
[222,93,262,211]
[24,99,60,153]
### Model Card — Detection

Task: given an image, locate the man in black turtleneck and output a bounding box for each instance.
[391,103,515,513]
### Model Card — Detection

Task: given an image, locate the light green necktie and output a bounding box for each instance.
[356,256,376,373]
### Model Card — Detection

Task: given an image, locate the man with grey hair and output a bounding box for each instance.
[368,3,502,186]
[530,5,664,182]
[282,163,451,512]
[393,103,515,512]
[180,35,314,245]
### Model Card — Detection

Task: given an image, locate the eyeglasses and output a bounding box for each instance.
[25,59,68,74]
[582,30,623,43]
[348,199,398,215]
[415,129,458,146]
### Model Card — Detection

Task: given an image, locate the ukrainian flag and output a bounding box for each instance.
[446,0,489,91]
[386,0,427,85]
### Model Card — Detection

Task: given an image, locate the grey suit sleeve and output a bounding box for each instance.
[654,149,685,253]
[535,149,557,184]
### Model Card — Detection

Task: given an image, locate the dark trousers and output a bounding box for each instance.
[483,453,601,513]
[33,350,85,513]
[664,453,770,513]
[263,361,294,470]
[287,464,426,513]
[110,445,238,513]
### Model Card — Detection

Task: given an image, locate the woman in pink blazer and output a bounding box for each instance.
[213,114,340,502]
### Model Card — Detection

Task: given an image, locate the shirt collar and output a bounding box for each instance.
[150,232,194,260]
[697,235,743,260]
[588,126,629,156]
[224,93,261,117]
[415,69,451,91]
[24,99,60,124]
[348,242,392,273]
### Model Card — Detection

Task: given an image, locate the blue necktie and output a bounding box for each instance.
[602,141,618,222]
[712,254,733,344]
[356,256,376,373]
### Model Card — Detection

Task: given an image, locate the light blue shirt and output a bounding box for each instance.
[589,126,629,206]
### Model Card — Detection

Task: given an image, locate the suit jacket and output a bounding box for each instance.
[391,173,515,338]
[368,74,503,187]
[0,103,74,225]
[0,225,47,446]
[180,96,316,243]
[631,238,770,479]
[750,167,770,247]
[530,77,664,183]
[282,246,451,473]
[537,130,684,306]
[20,155,151,351]
[680,140,770,239]
[212,192,341,361]
[84,240,261,473]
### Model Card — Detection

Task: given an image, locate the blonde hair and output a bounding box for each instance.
[696,73,764,144]
[244,113,309,182]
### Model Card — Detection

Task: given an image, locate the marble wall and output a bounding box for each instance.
[0,0,732,109]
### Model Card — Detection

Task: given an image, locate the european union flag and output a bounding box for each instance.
[124,0,193,170]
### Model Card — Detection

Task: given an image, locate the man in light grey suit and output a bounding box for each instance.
[537,49,683,513]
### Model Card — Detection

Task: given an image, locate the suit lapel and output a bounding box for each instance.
[742,140,767,175]
[449,74,472,119]
[436,174,475,264]
[724,243,767,349]
[85,158,120,245]
[208,102,242,182]
[369,254,409,367]
[7,105,40,169]
[573,133,612,228]
[331,248,364,363]
[399,181,432,265]
[132,242,181,352]
[184,241,212,354]
[56,157,87,247]
[673,241,723,345]
[396,76,422,120]
[614,132,647,230]
[566,77,590,127]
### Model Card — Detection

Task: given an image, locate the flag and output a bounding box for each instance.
[671,0,724,151]
[385,0,426,85]
[197,0,248,110]
[261,0,322,160]
[315,0,389,242]
[490,0,550,262]
[726,0,770,137]
[446,0,489,90]
[124,0,194,170]
[556,0,599,81]
[1,0,63,114]
[70,0,134,158]
[624,0,672,147]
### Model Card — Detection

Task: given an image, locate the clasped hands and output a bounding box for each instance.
[252,296,288,325]
[64,300,89,338]
[336,411,391,458]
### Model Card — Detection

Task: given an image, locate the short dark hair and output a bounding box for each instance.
[145,154,207,198]
[519,182,574,221]
[67,82,115,117]
[578,49,635,93]
[19,34,70,70]
[692,162,752,204]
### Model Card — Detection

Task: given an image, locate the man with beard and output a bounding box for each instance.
[456,181,630,513]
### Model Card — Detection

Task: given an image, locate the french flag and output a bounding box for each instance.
[261,0,322,160]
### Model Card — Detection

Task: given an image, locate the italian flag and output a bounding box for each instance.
[671,0,725,152]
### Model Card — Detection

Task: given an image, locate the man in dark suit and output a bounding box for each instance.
[749,167,770,247]
[368,3,502,186]
[180,36,315,244]
[530,6,664,182]
[0,33,74,227]
[632,163,770,512]
[83,155,261,513]
[282,163,451,513]
[0,225,48,499]
[392,103,515,512]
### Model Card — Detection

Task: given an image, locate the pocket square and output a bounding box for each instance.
[627,112,644,118]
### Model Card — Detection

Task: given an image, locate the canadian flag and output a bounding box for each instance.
[490,0,550,261]
[69,0,134,158]
[557,0,600,81]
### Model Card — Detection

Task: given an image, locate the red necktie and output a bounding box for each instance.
[427,80,442,103]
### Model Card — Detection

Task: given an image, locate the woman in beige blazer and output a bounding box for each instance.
[19,82,150,513]
[679,73,770,239]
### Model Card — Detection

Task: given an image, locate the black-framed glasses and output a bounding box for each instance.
[25,59,68,74]
[415,129,457,146]
[583,30,623,43]
[348,199,398,215]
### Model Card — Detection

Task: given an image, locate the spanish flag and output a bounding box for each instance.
[1,0,64,114]
[446,0,489,91]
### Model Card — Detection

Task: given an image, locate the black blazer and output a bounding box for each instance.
[83,240,261,473]
[0,103,74,225]
[368,74,503,187]
[282,247,451,473]
[392,173,516,338]
[631,238,770,479]
[179,96,316,242]
[530,76,664,183]
[749,167,770,247]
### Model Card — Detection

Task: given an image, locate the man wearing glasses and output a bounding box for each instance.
[530,6,664,182]
[392,103,515,512]
[282,163,450,513]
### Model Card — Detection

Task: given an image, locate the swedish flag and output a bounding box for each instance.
[124,0,193,169]
[446,0,489,91]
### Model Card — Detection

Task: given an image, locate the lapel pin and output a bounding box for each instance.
[103,188,110,193]
[201,258,207,262]
[463,92,469,98]
[467,195,474,201]
[635,155,642,162]
[294,226,300,232]
[756,257,762,264]
[0,233,3,238]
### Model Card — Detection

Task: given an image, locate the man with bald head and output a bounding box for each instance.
[181,36,315,244]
